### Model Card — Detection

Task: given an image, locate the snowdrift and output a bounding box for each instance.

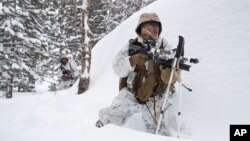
[84,125,195,141]
[91,0,250,140]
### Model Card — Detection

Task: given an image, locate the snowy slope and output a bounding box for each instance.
[85,125,195,141]
[91,0,250,140]
[1,0,250,141]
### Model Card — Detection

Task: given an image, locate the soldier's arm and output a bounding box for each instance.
[112,43,135,77]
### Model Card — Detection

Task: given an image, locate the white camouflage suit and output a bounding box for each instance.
[98,37,178,136]
[57,58,80,90]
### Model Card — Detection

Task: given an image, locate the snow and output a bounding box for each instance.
[15,8,29,17]
[81,68,90,78]
[0,43,3,51]
[69,35,81,40]
[20,62,29,71]
[0,20,15,35]
[2,6,12,15]
[85,125,195,141]
[16,32,24,39]
[0,3,4,15]
[11,63,20,70]
[1,0,250,141]
[11,19,24,29]
[1,20,11,28]
[24,37,42,45]
[81,0,88,10]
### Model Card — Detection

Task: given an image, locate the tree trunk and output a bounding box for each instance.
[6,75,13,99]
[78,0,92,94]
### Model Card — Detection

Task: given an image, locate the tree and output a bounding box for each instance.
[88,0,155,46]
[88,0,113,45]
[0,0,49,96]
[78,0,93,94]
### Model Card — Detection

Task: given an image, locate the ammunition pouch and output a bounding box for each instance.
[119,77,128,91]
[118,59,176,104]
[119,65,146,92]
[127,72,139,92]
[118,72,138,92]
[136,73,159,104]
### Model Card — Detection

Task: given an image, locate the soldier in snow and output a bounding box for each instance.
[57,54,80,90]
[96,13,180,136]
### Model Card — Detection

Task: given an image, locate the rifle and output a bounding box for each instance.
[128,38,199,71]
[154,55,198,72]
[60,66,74,80]
[128,39,155,59]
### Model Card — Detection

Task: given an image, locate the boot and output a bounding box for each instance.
[95,120,104,128]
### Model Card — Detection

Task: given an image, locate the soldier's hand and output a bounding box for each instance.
[61,75,69,81]
[129,53,149,66]
[159,65,180,84]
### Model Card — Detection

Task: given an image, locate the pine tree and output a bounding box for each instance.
[88,0,155,46]
[33,0,58,85]
[88,0,113,45]
[0,0,50,96]
[0,0,28,97]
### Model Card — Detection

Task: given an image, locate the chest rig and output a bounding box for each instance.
[119,38,172,102]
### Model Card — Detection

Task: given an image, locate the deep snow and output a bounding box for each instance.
[1,0,250,141]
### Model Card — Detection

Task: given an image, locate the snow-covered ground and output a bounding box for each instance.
[1,0,250,141]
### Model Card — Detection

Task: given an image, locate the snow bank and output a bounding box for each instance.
[84,125,195,141]
[91,0,250,140]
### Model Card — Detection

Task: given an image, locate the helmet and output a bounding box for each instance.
[135,13,162,36]
[60,54,68,60]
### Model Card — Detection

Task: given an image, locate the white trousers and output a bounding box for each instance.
[57,79,75,90]
[98,88,177,136]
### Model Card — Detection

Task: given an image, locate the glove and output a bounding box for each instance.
[137,73,159,104]
[190,58,199,64]
[61,75,69,81]
[129,53,149,66]
[159,65,180,84]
